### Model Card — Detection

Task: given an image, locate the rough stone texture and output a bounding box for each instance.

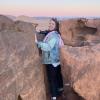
[0,15,15,31]
[0,15,46,100]
[14,21,36,33]
[60,18,100,100]
[86,19,100,29]
[60,19,100,46]
[86,19,100,35]
[60,43,100,100]
[0,15,37,33]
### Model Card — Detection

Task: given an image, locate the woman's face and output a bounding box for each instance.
[48,20,56,31]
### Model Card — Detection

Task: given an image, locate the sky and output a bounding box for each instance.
[0,0,100,17]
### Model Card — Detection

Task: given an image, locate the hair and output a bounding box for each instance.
[51,18,60,34]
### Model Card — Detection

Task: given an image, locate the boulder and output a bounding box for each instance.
[14,21,36,33]
[60,43,100,100]
[0,15,46,100]
[0,15,14,31]
[60,19,99,46]
[0,15,37,34]
[86,19,100,35]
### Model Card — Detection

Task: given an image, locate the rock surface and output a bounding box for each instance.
[0,15,15,31]
[14,21,36,33]
[0,15,46,100]
[60,19,100,46]
[60,43,100,100]
[60,18,100,100]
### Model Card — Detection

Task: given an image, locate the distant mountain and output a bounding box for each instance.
[6,15,16,20]
[5,15,69,22]
[16,15,34,23]
[32,17,51,20]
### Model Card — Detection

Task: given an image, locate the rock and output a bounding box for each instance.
[60,19,99,46]
[60,43,100,100]
[86,19,100,35]
[0,15,46,100]
[0,15,14,31]
[0,15,37,34]
[14,21,36,33]
[59,19,77,46]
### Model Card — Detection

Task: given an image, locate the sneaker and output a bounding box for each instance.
[51,97,56,100]
[57,88,64,96]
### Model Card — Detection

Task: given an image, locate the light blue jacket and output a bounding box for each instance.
[37,31,60,64]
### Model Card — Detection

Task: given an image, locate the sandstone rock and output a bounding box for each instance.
[0,15,46,100]
[0,15,14,31]
[60,19,99,46]
[86,19,100,35]
[59,19,77,46]
[0,15,37,34]
[14,21,36,33]
[60,43,100,100]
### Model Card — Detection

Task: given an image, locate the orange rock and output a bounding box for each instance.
[0,15,14,31]
[0,15,46,100]
[60,43,100,100]
[60,18,99,46]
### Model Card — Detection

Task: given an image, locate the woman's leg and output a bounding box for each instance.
[46,64,59,97]
[57,65,63,92]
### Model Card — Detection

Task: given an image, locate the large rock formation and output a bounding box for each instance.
[14,20,36,33]
[60,19,100,46]
[0,15,46,100]
[86,18,100,35]
[60,43,100,100]
[60,18,100,100]
[0,15,15,31]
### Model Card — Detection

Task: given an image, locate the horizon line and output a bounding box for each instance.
[1,14,100,18]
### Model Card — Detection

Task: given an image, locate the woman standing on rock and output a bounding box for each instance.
[35,18,64,100]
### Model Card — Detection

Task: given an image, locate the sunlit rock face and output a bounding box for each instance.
[0,15,46,100]
[60,18,100,100]
[0,15,15,31]
[86,18,100,35]
[60,44,100,100]
[60,19,100,47]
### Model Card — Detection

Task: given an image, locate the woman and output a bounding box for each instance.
[35,18,64,100]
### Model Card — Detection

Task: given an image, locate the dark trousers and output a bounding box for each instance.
[46,64,63,97]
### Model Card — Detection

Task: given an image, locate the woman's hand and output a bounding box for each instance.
[36,29,41,33]
[35,33,38,43]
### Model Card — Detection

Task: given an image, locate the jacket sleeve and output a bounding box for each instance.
[38,30,49,35]
[37,38,57,51]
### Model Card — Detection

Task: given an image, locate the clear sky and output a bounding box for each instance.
[0,0,100,17]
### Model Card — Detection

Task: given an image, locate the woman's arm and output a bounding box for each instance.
[37,38,57,51]
[35,33,38,43]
